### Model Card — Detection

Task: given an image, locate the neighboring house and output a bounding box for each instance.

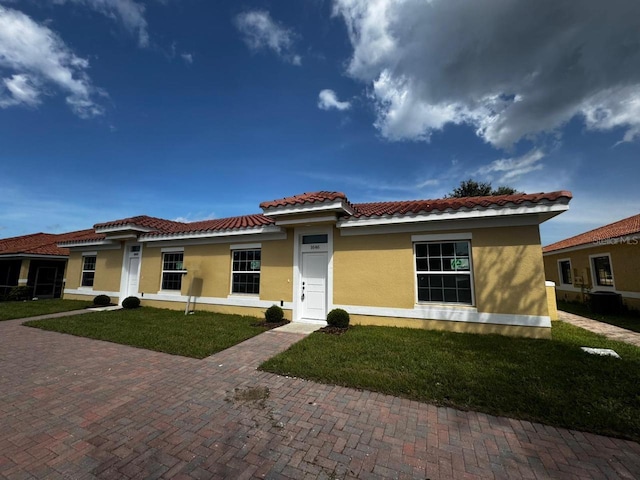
[0,230,96,298]
[60,191,571,338]
[543,213,640,311]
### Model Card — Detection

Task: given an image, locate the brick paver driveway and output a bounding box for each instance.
[1,318,639,479]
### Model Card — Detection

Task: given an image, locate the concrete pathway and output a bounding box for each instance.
[1,317,639,479]
[558,310,640,347]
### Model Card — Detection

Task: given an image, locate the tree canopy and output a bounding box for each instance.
[446,179,520,198]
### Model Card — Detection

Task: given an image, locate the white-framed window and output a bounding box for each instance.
[81,255,96,287]
[558,259,572,285]
[590,254,614,288]
[161,252,184,291]
[231,249,261,295]
[415,241,473,304]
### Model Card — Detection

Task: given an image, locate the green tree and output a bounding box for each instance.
[446,179,520,198]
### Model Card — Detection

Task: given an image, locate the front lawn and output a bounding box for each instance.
[26,308,268,359]
[260,322,640,442]
[558,300,640,333]
[0,299,92,321]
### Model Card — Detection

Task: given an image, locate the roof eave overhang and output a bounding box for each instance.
[94,224,155,234]
[58,239,117,248]
[543,230,640,256]
[0,253,68,260]
[139,225,284,242]
[338,201,570,229]
[262,199,355,218]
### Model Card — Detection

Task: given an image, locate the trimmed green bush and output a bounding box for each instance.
[265,304,284,323]
[8,285,33,301]
[122,296,141,309]
[93,294,111,306]
[327,308,350,328]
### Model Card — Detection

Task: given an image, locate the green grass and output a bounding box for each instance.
[261,322,640,442]
[25,307,268,359]
[558,300,640,333]
[0,299,92,321]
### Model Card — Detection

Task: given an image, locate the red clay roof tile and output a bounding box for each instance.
[0,229,98,256]
[143,214,275,237]
[94,215,187,232]
[259,191,348,209]
[543,213,640,253]
[351,191,572,218]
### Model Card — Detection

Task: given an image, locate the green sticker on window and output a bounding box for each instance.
[250,260,261,270]
[451,258,469,270]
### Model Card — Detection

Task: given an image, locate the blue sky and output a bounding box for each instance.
[0,0,639,245]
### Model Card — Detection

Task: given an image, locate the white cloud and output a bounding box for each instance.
[0,6,103,117]
[318,89,351,111]
[235,10,301,65]
[476,149,546,183]
[181,53,193,65]
[0,74,40,107]
[53,0,149,47]
[333,0,640,148]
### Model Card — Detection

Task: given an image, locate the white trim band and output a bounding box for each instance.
[333,303,551,328]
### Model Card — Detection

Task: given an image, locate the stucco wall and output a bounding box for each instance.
[139,237,294,302]
[93,248,124,293]
[334,224,548,317]
[544,241,640,310]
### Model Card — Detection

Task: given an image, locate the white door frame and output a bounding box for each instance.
[293,226,333,323]
[118,242,142,304]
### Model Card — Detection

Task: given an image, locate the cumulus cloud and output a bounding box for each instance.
[333,0,640,148]
[318,89,351,111]
[53,0,149,47]
[181,53,193,65]
[235,10,301,65]
[476,149,546,183]
[0,6,103,117]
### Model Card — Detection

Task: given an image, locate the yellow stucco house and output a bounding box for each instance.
[60,191,572,338]
[543,213,640,311]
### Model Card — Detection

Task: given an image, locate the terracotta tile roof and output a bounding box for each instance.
[351,191,572,218]
[259,191,348,209]
[94,215,187,232]
[0,229,98,256]
[143,214,275,237]
[543,213,640,253]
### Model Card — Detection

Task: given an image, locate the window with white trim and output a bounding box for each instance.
[231,249,261,294]
[592,255,614,287]
[161,252,184,291]
[81,255,96,287]
[558,260,572,285]
[415,241,473,304]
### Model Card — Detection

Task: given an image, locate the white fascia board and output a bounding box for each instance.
[263,199,354,217]
[138,226,287,247]
[338,201,569,230]
[58,240,120,249]
[0,254,68,260]
[139,225,284,243]
[339,214,543,237]
[95,224,155,234]
[333,303,551,328]
[275,215,337,226]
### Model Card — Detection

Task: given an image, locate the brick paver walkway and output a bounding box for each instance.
[558,310,640,347]
[1,318,639,479]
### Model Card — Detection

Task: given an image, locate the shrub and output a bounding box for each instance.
[93,294,111,306]
[122,296,141,309]
[265,304,284,323]
[327,308,350,328]
[8,285,33,301]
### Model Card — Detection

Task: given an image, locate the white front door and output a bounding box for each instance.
[120,244,142,301]
[126,256,140,297]
[301,251,328,321]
